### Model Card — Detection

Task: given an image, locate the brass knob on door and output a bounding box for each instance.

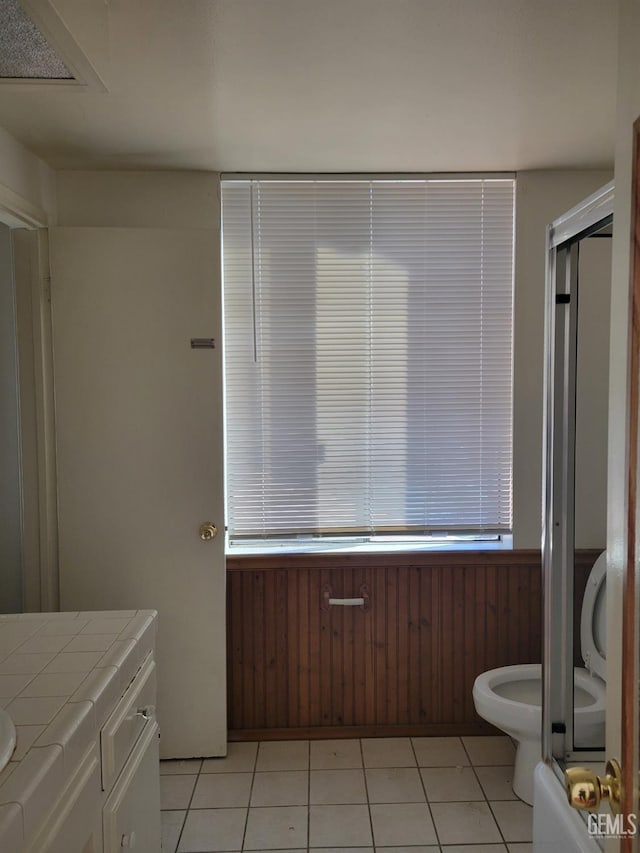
[199,522,218,541]
[565,759,622,814]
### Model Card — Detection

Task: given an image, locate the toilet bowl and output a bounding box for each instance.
[472,552,607,806]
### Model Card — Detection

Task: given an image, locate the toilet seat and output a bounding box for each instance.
[580,551,606,679]
[473,663,606,721]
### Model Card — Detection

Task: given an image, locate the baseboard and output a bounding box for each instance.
[228,721,500,741]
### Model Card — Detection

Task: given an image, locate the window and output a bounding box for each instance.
[222,177,515,546]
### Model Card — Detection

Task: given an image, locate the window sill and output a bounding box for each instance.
[226,534,513,557]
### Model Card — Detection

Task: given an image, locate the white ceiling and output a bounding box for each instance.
[0,0,618,173]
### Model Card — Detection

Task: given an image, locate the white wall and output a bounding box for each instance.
[513,170,613,548]
[56,170,218,228]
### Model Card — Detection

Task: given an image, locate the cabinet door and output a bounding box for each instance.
[103,722,160,853]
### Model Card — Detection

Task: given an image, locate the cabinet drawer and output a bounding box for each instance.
[103,720,160,853]
[101,654,156,792]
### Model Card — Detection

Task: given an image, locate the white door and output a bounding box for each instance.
[50,227,226,758]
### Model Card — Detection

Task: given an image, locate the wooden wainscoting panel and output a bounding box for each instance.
[226,550,602,738]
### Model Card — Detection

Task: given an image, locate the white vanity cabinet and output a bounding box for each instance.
[0,610,161,853]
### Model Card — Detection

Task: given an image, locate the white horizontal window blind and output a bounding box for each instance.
[222,178,514,542]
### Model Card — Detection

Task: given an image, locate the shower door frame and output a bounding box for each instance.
[541,180,614,771]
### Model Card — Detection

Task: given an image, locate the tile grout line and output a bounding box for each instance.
[171,757,204,853]
[240,742,259,852]
[411,734,442,850]
[461,735,510,848]
[360,737,376,851]
[468,750,491,805]
[476,762,512,848]
[474,761,512,852]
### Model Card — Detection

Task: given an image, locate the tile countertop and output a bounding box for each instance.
[0,610,157,849]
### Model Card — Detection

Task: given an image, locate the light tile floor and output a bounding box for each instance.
[160,736,533,853]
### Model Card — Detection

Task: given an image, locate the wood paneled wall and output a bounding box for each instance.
[226,549,601,740]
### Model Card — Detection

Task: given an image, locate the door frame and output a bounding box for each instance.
[620,116,640,852]
[0,185,59,612]
[541,180,614,769]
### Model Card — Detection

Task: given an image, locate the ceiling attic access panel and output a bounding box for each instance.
[0,0,108,90]
[0,0,72,79]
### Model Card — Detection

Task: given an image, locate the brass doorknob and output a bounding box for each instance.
[199,522,218,541]
[565,759,622,814]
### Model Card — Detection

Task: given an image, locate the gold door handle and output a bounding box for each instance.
[199,522,218,541]
[565,759,622,814]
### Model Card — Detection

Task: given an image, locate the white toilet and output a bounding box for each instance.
[472,552,606,806]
